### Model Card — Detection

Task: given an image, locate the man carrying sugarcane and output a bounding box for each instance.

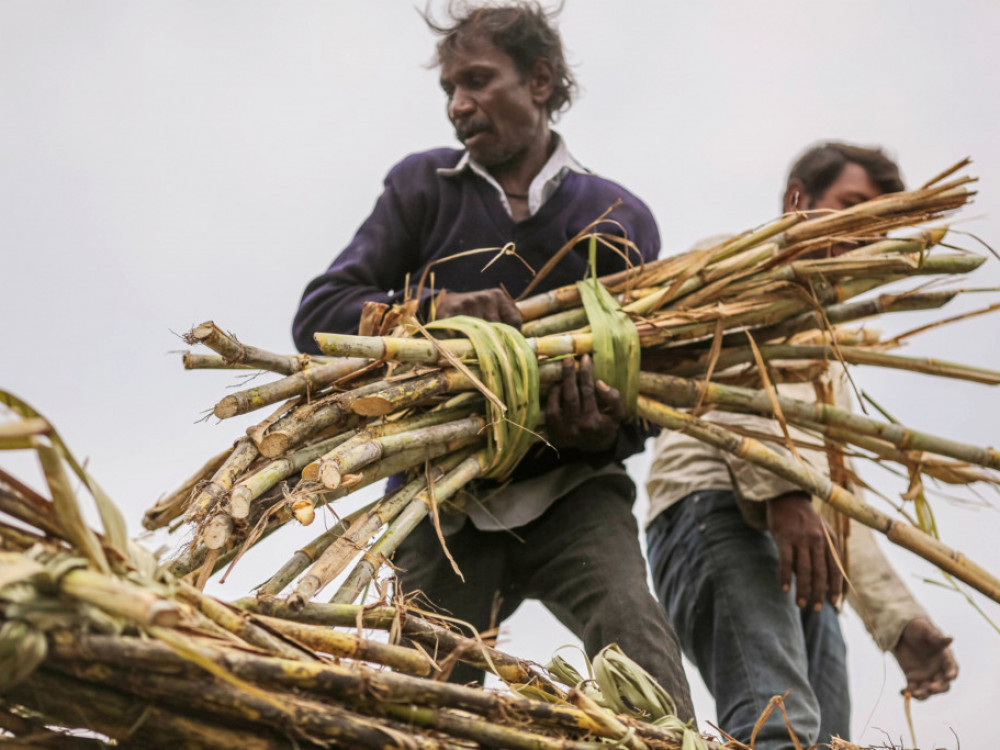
[293,1,695,719]
[644,143,958,748]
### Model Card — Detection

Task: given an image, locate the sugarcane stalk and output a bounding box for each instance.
[307,451,489,610]
[301,406,476,483]
[184,437,258,523]
[717,253,978,302]
[59,568,182,627]
[565,690,648,750]
[255,379,401,457]
[638,371,1000,470]
[840,227,948,258]
[314,415,486,490]
[213,357,370,419]
[799,421,997,485]
[255,499,380,598]
[781,180,970,245]
[319,274,921,366]
[710,254,923,302]
[689,290,958,353]
[6,668,291,750]
[245,398,300,449]
[201,513,234,550]
[315,332,456,362]
[45,633,673,746]
[514,213,802,323]
[186,321,307,375]
[237,598,543,685]
[182,351,260,370]
[289,460,456,608]
[320,295,804,365]
[666,342,1000,384]
[334,451,483,604]
[624,242,779,318]
[254,615,436,675]
[0,519,47,550]
[143,446,230,530]
[0,703,108,749]
[228,431,357,520]
[168,438,477,580]
[787,326,882,347]
[377,701,605,749]
[54,659,445,750]
[636,395,1000,603]
[350,368,474,416]
[176,582,314,662]
[518,285,662,337]
[290,441,448,524]
[0,484,65,539]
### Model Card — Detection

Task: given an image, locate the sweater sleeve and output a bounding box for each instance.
[292,158,434,353]
[845,521,928,650]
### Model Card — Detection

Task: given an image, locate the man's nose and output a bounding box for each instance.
[449,89,475,121]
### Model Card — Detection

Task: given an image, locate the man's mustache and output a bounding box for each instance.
[455,122,491,141]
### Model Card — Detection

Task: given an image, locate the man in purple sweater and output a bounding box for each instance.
[293,3,695,718]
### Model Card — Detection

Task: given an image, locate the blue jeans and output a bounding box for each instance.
[646,489,849,749]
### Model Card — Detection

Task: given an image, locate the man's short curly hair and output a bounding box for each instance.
[788,142,905,202]
[423,1,577,120]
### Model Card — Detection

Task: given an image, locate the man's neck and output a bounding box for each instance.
[488,128,555,197]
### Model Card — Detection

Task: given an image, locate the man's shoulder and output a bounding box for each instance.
[566,171,659,242]
[571,171,654,218]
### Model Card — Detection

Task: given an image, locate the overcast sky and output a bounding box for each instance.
[2,1,999,746]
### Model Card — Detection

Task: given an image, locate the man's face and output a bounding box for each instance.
[439,37,549,168]
[804,162,883,211]
[787,161,886,257]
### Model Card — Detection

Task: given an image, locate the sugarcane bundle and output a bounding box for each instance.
[1,394,728,749]
[149,163,1000,613]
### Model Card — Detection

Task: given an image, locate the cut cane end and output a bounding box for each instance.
[320,465,344,489]
[351,396,395,417]
[301,461,321,482]
[214,396,239,420]
[259,434,290,458]
[293,500,315,526]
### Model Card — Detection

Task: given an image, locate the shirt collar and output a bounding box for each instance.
[438,132,587,218]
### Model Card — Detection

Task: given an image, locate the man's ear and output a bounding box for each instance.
[783,178,811,213]
[529,58,556,108]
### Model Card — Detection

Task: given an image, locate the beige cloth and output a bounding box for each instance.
[645,362,928,651]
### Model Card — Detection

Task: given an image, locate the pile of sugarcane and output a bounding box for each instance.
[0,395,725,749]
[147,162,1000,610]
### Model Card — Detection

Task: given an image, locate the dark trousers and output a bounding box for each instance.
[393,473,695,722]
[646,489,849,749]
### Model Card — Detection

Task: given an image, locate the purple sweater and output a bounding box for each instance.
[293,148,660,482]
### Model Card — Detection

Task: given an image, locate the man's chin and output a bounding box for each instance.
[466,144,513,169]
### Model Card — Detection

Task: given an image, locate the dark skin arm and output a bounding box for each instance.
[769,491,957,697]
[765,491,844,610]
[893,617,958,699]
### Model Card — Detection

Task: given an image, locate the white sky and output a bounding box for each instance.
[2,1,999,746]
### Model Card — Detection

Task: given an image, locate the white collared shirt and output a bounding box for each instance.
[437,132,587,219]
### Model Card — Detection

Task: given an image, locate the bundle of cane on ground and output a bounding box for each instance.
[0,394,735,749]
[148,161,1000,618]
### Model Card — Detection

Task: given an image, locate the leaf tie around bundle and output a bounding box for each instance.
[425,316,539,480]
[576,236,641,416]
